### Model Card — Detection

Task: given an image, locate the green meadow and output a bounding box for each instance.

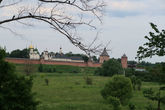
[15,64,165,110]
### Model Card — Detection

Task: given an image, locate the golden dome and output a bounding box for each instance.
[29,45,34,49]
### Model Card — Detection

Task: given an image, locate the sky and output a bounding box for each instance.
[0,0,165,63]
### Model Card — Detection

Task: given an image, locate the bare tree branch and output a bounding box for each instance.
[0,0,106,56]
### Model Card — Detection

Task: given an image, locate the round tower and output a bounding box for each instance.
[121,54,128,69]
[99,48,110,63]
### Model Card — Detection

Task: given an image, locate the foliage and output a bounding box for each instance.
[39,64,80,73]
[92,56,98,62]
[143,87,165,110]
[145,103,155,110]
[0,48,38,110]
[95,59,123,76]
[137,23,165,60]
[129,103,136,110]
[8,48,30,58]
[27,73,165,110]
[108,96,121,110]
[101,75,133,106]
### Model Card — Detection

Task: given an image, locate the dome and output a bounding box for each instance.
[29,45,34,49]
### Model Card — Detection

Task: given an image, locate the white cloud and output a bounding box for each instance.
[107,0,146,11]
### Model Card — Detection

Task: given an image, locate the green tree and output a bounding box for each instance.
[0,48,38,110]
[9,48,29,58]
[143,87,165,110]
[82,55,89,62]
[97,59,123,76]
[101,75,133,106]
[137,23,165,60]
[92,56,98,62]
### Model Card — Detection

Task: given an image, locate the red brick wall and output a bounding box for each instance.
[5,58,101,67]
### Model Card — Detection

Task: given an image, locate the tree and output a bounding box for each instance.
[137,23,165,60]
[101,75,133,107]
[9,48,29,58]
[92,55,98,62]
[96,59,123,76]
[0,0,105,55]
[143,87,165,110]
[0,47,38,110]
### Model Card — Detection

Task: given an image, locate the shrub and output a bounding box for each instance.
[85,76,93,85]
[45,78,49,86]
[101,75,133,105]
[96,59,123,76]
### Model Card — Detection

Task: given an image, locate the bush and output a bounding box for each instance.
[96,59,123,76]
[101,75,133,105]
[85,76,93,85]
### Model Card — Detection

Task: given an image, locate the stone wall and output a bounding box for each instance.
[5,58,101,67]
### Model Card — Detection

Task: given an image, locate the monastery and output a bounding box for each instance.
[6,45,128,68]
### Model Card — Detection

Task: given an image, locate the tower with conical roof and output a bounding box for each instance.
[99,48,110,63]
[121,54,128,68]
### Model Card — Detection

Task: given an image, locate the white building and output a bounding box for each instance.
[29,45,40,59]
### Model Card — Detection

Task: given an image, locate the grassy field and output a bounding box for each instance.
[14,64,165,110]
[30,73,165,110]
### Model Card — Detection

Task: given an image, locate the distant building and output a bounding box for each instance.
[99,48,110,63]
[135,67,146,72]
[121,54,128,68]
[35,46,84,63]
[29,45,40,59]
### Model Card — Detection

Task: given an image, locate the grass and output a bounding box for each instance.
[15,64,97,74]
[31,73,165,110]
[14,64,165,110]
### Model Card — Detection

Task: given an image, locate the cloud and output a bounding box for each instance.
[105,0,165,17]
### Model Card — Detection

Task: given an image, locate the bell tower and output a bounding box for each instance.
[99,48,110,63]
